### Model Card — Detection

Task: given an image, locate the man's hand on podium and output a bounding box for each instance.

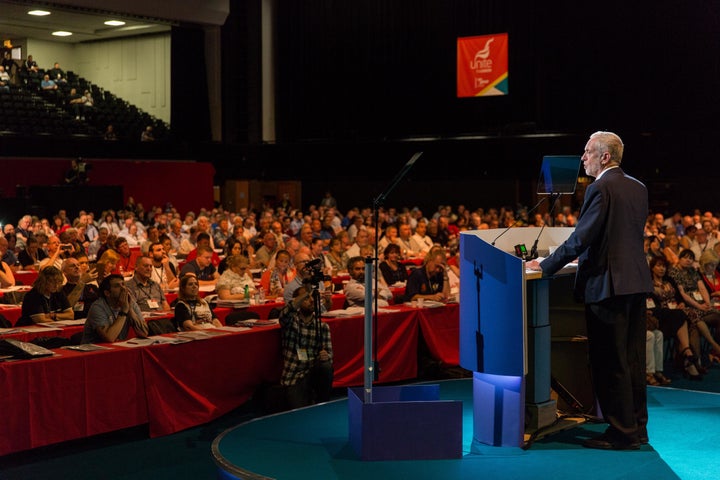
[526,260,543,272]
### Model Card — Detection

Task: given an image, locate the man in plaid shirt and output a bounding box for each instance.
[279,285,334,408]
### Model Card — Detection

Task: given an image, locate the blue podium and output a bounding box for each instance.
[459,228,577,448]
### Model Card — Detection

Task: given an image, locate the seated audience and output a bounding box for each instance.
[379,243,409,286]
[184,232,221,267]
[410,219,434,257]
[179,245,219,286]
[344,255,392,307]
[16,266,74,326]
[0,236,19,272]
[261,249,293,299]
[216,254,256,300]
[125,255,171,313]
[668,249,720,366]
[404,248,450,303]
[61,255,99,319]
[81,274,149,343]
[174,273,221,331]
[148,241,178,289]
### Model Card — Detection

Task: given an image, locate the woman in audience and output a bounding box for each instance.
[379,243,408,286]
[218,236,253,274]
[645,235,664,264]
[260,249,293,299]
[100,211,121,236]
[96,249,120,284]
[174,273,221,331]
[324,237,345,275]
[648,256,703,379]
[699,249,720,301]
[668,249,720,365]
[216,254,256,300]
[662,229,682,266]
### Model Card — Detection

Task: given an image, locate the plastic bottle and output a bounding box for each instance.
[244,285,250,301]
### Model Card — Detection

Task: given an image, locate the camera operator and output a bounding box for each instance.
[278,285,333,409]
[283,253,332,313]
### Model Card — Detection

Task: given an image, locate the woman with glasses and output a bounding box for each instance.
[216,255,256,301]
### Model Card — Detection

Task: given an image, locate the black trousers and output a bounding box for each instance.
[585,293,647,442]
[286,361,334,410]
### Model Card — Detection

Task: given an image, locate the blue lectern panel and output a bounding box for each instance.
[459,233,525,376]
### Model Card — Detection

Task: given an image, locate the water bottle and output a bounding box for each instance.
[244,285,250,301]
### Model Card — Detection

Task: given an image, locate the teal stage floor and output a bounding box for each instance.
[213,379,720,480]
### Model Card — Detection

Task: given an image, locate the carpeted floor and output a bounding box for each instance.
[212,378,720,480]
[1,364,719,480]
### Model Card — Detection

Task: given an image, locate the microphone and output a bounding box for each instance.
[528,193,561,259]
[491,196,549,246]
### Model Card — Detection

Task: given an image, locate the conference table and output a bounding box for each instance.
[0,301,459,456]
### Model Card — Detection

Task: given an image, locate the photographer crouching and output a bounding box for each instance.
[278,285,334,409]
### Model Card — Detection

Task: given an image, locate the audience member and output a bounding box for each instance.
[647,256,702,379]
[254,231,279,270]
[668,249,720,365]
[404,249,450,303]
[216,254,255,300]
[148,241,178,289]
[103,124,119,141]
[378,243,409,286]
[81,274,149,343]
[126,255,171,313]
[174,273,221,331]
[16,266,73,326]
[140,125,155,141]
[18,232,48,270]
[0,66,10,93]
[260,249,293,298]
[61,256,99,319]
[179,245,219,286]
[0,236,19,273]
[410,219,434,256]
[344,255,392,307]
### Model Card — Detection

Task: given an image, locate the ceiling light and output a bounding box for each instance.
[28,10,51,16]
[104,20,126,26]
[52,31,73,37]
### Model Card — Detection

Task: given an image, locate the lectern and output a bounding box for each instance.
[459,227,577,448]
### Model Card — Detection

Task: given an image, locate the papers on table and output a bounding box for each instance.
[323,306,396,317]
[215,299,250,308]
[236,319,278,327]
[61,344,112,352]
[0,286,31,293]
[19,324,63,332]
[53,318,87,326]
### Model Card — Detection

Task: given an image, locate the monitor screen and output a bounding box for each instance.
[536,155,581,195]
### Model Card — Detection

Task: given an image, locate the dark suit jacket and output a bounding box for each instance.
[540,167,652,303]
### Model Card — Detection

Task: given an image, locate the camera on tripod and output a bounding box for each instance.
[302,258,331,288]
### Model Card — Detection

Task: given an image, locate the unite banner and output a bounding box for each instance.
[456,33,509,98]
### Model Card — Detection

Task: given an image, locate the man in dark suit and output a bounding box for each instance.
[528,131,652,450]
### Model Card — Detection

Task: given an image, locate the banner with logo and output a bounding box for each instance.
[457,33,509,97]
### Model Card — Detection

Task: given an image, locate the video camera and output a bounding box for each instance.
[302,258,331,288]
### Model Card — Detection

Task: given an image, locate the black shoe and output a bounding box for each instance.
[582,432,640,450]
[638,427,649,445]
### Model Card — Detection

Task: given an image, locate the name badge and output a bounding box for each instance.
[297,348,308,361]
[646,298,656,309]
[147,299,160,309]
[692,291,704,302]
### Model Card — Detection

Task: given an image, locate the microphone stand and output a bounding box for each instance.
[491,195,549,247]
[365,152,422,404]
[528,193,561,259]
